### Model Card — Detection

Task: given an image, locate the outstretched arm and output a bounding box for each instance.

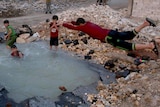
[63,22,81,30]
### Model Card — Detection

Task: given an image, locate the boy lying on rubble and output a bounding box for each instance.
[63,17,159,56]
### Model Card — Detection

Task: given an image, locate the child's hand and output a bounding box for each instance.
[4,35,8,40]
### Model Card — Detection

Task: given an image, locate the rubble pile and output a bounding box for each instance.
[1,2,160,107]
[0,1,28,17]
[0,0,92,17]
[51,5,160,107]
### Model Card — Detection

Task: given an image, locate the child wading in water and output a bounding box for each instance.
[49,15,59,50]
[11,45,23,58]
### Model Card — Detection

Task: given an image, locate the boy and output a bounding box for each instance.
[3,20,17,49]
[11,45,23,58]
[49,15,59,50]
[46,0,52,14]
[63,17,159,55]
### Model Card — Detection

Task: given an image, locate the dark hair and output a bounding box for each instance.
[46,19,50,22]
[76,18,86,25]
[52,15,58,20]
[3,20,9,24]
[11,44,17,49]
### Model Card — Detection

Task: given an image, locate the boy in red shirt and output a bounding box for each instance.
[63,18,159,56]
[50,15,59,50]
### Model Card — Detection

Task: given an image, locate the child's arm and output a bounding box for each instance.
[18,51,24,58]
[5,28,12,40]
[50,22,59,30]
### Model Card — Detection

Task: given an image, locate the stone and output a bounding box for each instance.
[84,55,92,60]
[81,37,88,44]
[73,40,79,46]
[96,81,106,91]
[59,86,67,92]
[19,33,30,39]
[64,39,72,45]
[115,70,130,79]
[104,60,115,69]
[16,37,26,43]
[88,50,95,55]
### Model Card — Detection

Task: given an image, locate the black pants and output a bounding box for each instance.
[106,30,137,51]
[97,0,102,4]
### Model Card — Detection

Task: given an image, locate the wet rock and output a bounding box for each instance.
[28,97,55,107]
[84,55,92,60]
[59,86,67,92]
[64,39,72,45]
[115,70,130,79]
[55,92,85,107]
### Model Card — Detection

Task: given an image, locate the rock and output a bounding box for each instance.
[73,39,79,46]
[64,39,72,45]
[78,32,86,36]
[59,86,67,92]
[16,37,26,43]
[19,33,30,39]
[115,70,130,79]
[104,60,115,69]
[84,55,92,60]
[88,50,95,55]
[81,37,88,44]
[96,81,106,91]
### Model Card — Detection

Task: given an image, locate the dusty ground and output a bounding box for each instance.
[0,0,96,27]
[1,0,160,107]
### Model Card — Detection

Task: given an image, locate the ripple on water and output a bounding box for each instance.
[0,41,99,103]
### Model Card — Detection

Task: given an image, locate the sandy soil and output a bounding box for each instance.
[0,0,128,28]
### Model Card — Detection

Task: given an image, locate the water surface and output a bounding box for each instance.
[0,41,99,103]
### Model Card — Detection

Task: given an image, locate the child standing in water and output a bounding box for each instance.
[11,45,23,58]
[49,15,59,50]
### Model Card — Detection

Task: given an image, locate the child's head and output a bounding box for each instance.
[46,19,50,23]
[76,18,86,25]
[52,15,58,21]
[3,20,9,27]
[11,45,17,51]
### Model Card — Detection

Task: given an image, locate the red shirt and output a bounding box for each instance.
[63,21,111,42]
[50,22,59,38]
[11,51,23,58]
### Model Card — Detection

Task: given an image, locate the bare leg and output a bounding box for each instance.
[50,46,52,50]
[155,39,160,44]
[6,45,11,50]
[55,46,58,51]
[103,0,107,6]
[135,42,154,50]
[96,0,100,5]
[134,21,150,33]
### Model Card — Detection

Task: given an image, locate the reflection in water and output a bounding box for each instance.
[0,41,99,103]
